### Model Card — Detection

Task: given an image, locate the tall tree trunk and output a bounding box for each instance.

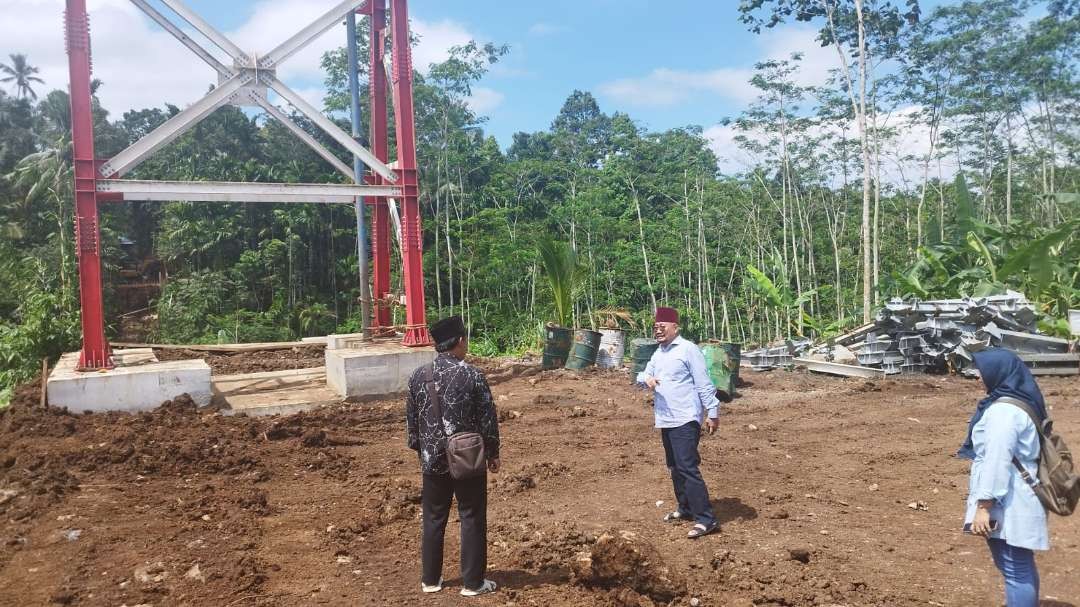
[631,187,657,310]
[825,0,873,322]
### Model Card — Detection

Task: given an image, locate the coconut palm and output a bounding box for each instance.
[0,54,45,100]
[537,238,584,329]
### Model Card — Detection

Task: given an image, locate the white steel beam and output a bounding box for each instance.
[107,193,365,204]
[159,0,250,64]
[97,179,400,203]
[263,74,398,182]
[99,75,252,177]
[130,0,234,77]
[248,92,355,181]
[796,358,885,379]
[260,0,368,69]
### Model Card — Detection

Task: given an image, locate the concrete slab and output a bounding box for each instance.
[325,332,367,350]
[325,342,435,399]
[213,367,339,416]
[110,348,158,366]
[47,349,211,412]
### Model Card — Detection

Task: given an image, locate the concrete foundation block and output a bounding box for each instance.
[47,349,212,412]
[325,343,435,399]
[325,332,367,350]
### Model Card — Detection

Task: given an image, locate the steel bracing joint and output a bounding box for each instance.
[106,0,398,182]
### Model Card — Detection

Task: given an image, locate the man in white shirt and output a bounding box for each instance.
[636,306,720,539]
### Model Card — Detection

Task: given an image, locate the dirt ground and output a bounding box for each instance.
[153,345,326,375]
[2,366,1078,606]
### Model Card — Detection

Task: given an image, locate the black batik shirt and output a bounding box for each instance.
[406,353,500,475]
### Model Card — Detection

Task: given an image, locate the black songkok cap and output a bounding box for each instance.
[430,315,466,344]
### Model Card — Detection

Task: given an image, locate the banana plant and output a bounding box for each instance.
[888,178,1080,335]
[746,250,817,338]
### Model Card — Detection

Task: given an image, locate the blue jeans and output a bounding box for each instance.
[987,538,1039,607]
[661,421,716,527]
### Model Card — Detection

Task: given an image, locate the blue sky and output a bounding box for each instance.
[182,0,835,144]
[8,0,956,174]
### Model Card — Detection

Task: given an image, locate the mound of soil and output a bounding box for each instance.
[154,345,325,375]
[570,530,686,604]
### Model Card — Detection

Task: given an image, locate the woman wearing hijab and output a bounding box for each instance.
[960,348,1049,607]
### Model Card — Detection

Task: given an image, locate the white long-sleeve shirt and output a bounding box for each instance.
[636,335,719,428]
[964,401,1048,551]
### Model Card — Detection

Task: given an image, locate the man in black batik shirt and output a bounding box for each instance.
[406,315,500,597]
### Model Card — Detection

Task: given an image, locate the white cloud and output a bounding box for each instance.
[411,18,474,71]
[465,86,504,115]
[599,67,756,108]
[2,0,216,115]
[2,1,480,119]
[528,22,568,36]
[703,122,760,175]
[597,25,839,108]
[704,104,962,183]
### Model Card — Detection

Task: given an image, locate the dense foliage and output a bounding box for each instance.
[1,1,1077,401]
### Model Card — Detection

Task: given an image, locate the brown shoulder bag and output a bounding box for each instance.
[998,397,1079,516]
[424,364,486,480]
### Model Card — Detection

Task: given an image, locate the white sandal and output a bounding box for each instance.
[460,579,497,596]
[421,578,444,593]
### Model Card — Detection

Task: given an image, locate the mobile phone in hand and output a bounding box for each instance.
[963,520,1000,534]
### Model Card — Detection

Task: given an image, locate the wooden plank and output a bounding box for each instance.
[113,340,323,352]
[41,358,48,408]
[833,323,877,346]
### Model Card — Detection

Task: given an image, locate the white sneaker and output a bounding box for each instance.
[421,578,444,593]
[460,579,497,596]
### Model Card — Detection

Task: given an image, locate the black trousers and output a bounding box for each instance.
[421,472,487,589]
[661,421,717,527]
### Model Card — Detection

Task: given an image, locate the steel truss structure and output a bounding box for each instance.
[64,0,432,369]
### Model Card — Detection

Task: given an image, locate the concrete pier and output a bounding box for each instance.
[46,348,211,412]
[324,339,434,399]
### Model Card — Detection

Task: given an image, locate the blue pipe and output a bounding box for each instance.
[346,11,369,334]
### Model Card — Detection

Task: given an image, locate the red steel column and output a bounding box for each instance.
[368,1,393,329]
[65,0,112,369]
[389,0,431,346]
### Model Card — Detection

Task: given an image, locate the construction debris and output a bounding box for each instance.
[743,339,810,371]
[746,291,1079,377]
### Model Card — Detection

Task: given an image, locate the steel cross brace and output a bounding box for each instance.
[100,0,396,184]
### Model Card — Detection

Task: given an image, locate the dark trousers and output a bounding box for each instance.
[661,421,717,527]
[421,472,487,589]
